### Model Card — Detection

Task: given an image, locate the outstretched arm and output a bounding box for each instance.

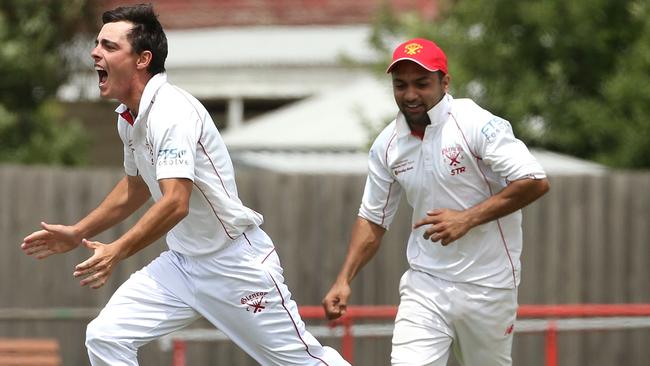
[73,177,192,289]
[21,175,151,259]
[414,178,550,245]
[322,217,386,320]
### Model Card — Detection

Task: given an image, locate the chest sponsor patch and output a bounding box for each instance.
[145,139,154,165]
[441,145,467,176]
[391,159,415,176]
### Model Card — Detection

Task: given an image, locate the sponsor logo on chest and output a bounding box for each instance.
[392,159,415,176]
[145,139,155,165]
[441,144,467,176]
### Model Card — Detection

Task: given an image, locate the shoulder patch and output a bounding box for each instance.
[480,117,511,143]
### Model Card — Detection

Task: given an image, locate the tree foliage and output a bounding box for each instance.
[0,0,96,165]
[371,0,650,168]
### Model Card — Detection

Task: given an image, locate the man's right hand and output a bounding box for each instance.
[21,222,82,259]
[322,282,352,320]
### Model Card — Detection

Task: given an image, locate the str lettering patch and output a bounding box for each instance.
[441,145,467,176]
[241,291,268,314]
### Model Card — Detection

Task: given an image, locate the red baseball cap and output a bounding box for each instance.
[386,38,448,74]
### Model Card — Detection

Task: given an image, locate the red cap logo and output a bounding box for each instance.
[404,42,423,56]
[386,38,448,75]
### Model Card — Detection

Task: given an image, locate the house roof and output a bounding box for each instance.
[223,77,607,175]
[162,25,382,99]
[231,150,608,175]
[165,25,378,68]
[99,0,438,28]
[59,25,382,101]
[221,75,395,151]
[65,0,438,101]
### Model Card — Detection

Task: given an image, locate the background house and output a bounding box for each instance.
[220,75,607,175]
[59,0,604,174]
[59,0,438,165]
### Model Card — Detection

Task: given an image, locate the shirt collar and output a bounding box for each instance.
[395,93,453,138]
[114,72,168,125]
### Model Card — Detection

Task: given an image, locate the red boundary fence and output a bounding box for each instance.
[170,304,650,366]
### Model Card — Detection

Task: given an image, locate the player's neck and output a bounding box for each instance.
[123,73,153,116]
[407,114,431,135]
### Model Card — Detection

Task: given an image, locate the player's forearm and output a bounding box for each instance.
[335,217,385,284]
[73,176,150,240]
[111,195,188,260]
[464,178,550,228]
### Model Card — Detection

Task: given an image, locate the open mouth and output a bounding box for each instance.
[96,69,108,86]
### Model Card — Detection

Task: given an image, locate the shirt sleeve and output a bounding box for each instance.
[358,136,403,229]
[472,110,546,181]
[150,109,200,181]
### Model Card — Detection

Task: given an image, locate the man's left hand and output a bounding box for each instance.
[73,239,121,289]
[413,208,473,246]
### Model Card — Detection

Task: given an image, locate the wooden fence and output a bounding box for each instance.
[0,164,648,365]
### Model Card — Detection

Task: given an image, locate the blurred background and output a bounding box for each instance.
[1,0,649,365]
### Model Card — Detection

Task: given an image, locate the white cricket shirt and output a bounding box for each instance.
[359,94,546,288]
[116,73,263,256]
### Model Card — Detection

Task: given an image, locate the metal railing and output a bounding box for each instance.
[159,304,650,366]
[2,304,650,366]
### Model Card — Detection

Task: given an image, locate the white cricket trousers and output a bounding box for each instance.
[86,226,349,366]
[391,269,518,366]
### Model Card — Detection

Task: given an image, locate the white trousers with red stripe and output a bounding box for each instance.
[86,227,348,366]
[391,269,517,366]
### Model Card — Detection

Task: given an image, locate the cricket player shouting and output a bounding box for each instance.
[21,4,348,366]
[323,38,550,366]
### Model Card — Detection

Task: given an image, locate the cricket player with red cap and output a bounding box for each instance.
[323,38,550,365]
[20,4,348,365]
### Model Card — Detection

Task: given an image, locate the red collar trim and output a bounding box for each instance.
[120,110,134,125]
[410,129,425,140]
